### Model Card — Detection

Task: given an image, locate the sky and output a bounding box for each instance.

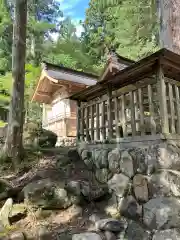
[58,0,89,37]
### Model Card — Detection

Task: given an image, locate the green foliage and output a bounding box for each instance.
[84,0,159,62]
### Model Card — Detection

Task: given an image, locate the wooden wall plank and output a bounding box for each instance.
[175,86,180,134]
[85,106,91,141]
[96,103,100,140]
[76,101,81,141]
[168,83,176,133]
[158,66,169,134]
[138,88,145,135]
[90,105,94,141]
[80,107,84,141]
[130,91,136,136]
[107,85,113,139]
[101,101,106,141]
[121,94,127,137]
[148,84,156,134]
[114,97,120,139]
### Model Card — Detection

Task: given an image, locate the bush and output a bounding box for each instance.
[37,129,57,148]
[23,123,57,148]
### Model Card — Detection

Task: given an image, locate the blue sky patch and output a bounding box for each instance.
[58,0,89,21]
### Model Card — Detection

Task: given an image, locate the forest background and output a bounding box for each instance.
[0,0,159,126]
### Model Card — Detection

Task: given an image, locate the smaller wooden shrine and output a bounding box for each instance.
[32,62,97,145]
[70,48,180,144]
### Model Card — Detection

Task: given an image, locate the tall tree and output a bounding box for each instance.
[4,0,27,161]
[27,0,62,66]
[158,0,180,54]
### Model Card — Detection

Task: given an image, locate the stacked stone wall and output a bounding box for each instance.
[77,141,180,239]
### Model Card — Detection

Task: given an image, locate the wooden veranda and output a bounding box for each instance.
[70,48,180,143]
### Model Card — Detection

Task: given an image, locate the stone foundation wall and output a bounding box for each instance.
[77,141,180,239]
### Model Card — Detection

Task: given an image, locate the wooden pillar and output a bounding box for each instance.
[107,84,113,139]
[148,84,156,134]
[114,97,120,140]
[80,107,84,141]
[121,94,127,137]
[138,88,145,136]
[175,86,180,134]
[130,91,136,137]
[90,105,94,141]
[158,65,169,134]
[76,101,81,141]
[168,83,175,134]
[96,103,100,140]
[100,101,106,141]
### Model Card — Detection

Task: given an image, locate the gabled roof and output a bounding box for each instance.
[99,50,135,81]
[42,61,98,86]
[32,62,98,104]
[69,48,180,102]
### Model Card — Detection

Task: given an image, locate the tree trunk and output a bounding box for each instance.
[4,0,27,161]
[158,0,180,54]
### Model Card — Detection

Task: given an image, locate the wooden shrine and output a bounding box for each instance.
[70,48,180,144]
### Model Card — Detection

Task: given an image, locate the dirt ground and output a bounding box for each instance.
[0,148,109,239]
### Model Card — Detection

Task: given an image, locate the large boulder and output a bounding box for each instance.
[22,179,71,209]
[143,197,180,230]
[94,149,109,169]
[0,198,13,227]
[133,174,149,202]
[120,151,134,178]
[128,148,147,174]
[80,180,108,201]
[152,229,180,240]
[157,144,180,171]
[95,168,112,184]
[125,221,151,240]
[120,196,142,219]
[149,170,180,198]
[72,233,102,240]
[108,148,121,173]
[81,150,93,170]
[108,173,130,197]
[95,218,127,233]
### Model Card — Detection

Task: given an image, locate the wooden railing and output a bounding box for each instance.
[77,67,180,142]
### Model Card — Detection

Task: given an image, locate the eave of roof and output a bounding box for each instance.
[32,62,98,103]
[43,61,99,79]
[69,48,180,102]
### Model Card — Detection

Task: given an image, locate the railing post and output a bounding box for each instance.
[107,84,113,140]
[76,100,81,141]
[157,64,169,134]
